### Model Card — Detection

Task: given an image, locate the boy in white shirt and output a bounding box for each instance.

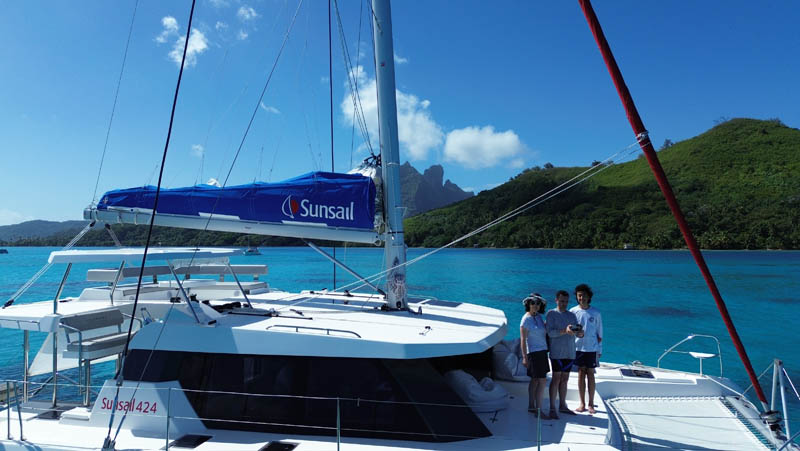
[570,283,603,414]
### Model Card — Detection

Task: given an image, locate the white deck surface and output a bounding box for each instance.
[1,365,783,450]
[0,290,510,359]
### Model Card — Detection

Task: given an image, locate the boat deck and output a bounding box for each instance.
[1,364,777,450]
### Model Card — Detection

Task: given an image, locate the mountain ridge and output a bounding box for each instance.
[3,119,796,249]
[405,118,800,249]
[400,162,474,217]
[0,164,473,245]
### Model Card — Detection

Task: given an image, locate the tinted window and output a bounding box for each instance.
[123,350,490,442]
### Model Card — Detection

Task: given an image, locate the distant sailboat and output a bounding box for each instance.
[244,240,261,256]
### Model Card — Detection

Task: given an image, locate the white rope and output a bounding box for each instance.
[3,221,95,308]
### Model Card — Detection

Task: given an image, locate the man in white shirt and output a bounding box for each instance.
[570,283,603,414]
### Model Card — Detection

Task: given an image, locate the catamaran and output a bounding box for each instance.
[1,0,797,449]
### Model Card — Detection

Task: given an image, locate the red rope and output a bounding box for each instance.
[577,0,768,407]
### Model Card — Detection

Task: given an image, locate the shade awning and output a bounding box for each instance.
[48,247,242,264]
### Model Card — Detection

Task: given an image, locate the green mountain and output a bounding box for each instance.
[405,118,800,249]
[6,120,797,249]
[0,220,88,243]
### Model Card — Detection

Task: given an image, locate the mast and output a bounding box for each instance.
[372,0,408,310]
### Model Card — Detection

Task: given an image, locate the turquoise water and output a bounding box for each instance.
[1,246,799,425]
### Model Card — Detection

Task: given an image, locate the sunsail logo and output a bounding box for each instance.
[281,195,355,221]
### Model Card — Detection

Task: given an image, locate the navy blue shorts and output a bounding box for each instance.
[526,351,550,378]
[550,358,575,373]
[574,351,598,369]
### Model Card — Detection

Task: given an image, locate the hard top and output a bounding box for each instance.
[48,247,242,264]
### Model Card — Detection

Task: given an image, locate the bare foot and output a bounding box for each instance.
[588,406,596,415]
[575,405,587,413]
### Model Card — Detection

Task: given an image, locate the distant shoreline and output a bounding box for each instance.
[1,244,796,252]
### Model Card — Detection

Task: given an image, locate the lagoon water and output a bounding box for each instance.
[1,246,798,425]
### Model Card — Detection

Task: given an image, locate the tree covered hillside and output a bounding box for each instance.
[405,119,800,249]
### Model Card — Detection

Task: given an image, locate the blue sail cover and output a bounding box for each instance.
[96,172,376,230]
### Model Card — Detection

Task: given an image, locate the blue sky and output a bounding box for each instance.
[1,1,798,225]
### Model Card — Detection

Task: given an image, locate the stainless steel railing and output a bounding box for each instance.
[0,379,501,450]
[657,333,723,377]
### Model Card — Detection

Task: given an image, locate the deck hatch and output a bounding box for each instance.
[259,442,298,451]
[167,434,211,448]
[620,368,654,378]
[423,300,462,307]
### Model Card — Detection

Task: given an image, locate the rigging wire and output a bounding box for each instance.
[209,0,290,186]
[276,142,642,311]
[255,145,264,182]
[268,133,282,182]
[334,0,374,156]
[2,221,96,309]
[175,0,304,274]
[295,5,322,171]
[350,0,365,169]
[102,1,197,448]
[196,47,230,185]
[91,0,140,205]
[206,0,305,204]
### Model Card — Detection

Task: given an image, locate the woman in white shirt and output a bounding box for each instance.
[520,293,550,418]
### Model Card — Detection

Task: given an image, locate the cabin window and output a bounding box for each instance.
[124,350,490,442]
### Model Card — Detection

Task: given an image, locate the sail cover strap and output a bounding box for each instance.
[96,171,377,230]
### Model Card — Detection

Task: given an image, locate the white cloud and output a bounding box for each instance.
[215,21,228,31]
[237,29,249,40]
[168,29,209,67]
[209,0,229,8]
[0,209,34,226]
[237,5,258,21]
[444,126,526,169]
[341,66,443,160]
[260,102,280,114]
[394,52,408,64]
[191,144,205,158]
[155,16,179,44]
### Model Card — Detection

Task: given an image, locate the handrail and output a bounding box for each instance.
[265,324,361,338]
[60,323,85,390]
[3,381,24,441]
[121,312,143,329]
[657,333,723,377]
[7,375,792,448]
[2,378,488,445]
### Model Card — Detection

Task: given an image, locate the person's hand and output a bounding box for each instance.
[565,325,574,336]
[577,330,585,338]
[522,357,529,368]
